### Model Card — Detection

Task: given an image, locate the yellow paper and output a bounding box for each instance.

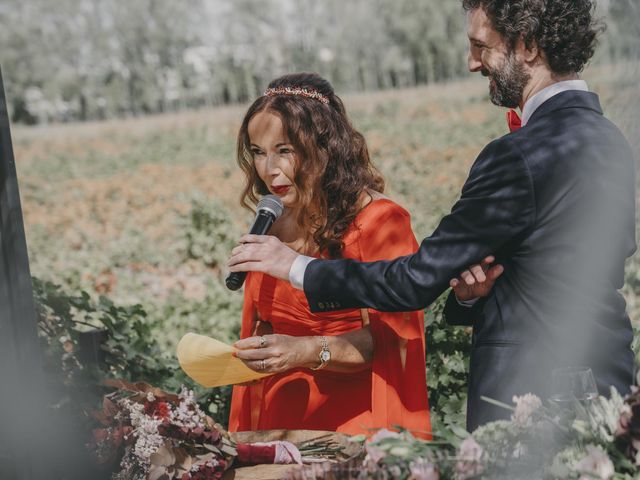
[177,333,271,388]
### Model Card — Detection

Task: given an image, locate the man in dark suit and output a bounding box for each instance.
[229,0,636,431]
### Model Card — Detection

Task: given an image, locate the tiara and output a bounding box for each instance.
[263,86,329,104]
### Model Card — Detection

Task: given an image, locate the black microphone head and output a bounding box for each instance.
[257,195,284,219]
[225,273,245,291]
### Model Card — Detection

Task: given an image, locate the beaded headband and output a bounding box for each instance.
[263,86,330,105]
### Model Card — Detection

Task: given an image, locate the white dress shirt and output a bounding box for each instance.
[521,79,588,126]
[289,79,589,292]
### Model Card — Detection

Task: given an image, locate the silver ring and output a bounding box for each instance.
[260,359,266,371]
[259,336,267,348]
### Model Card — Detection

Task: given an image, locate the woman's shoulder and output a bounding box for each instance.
[353,200,413,241]
[354,191,412,225]
[341,191,418,260]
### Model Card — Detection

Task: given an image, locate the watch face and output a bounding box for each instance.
[320,350,331,362]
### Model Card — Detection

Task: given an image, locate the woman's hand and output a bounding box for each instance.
[234,334,316,374]
[450,256,504,301]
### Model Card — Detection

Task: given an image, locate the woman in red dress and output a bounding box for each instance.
[228,73,431,437]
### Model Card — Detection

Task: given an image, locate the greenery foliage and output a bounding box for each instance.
[182,192,240,271]
[34,277,234,426]
[425,294,472,432]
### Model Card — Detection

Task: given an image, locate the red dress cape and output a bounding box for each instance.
[228,199,431,438]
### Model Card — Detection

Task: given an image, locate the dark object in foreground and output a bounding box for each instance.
[0,65,99,480]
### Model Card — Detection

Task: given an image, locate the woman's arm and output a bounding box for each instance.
[233,327,374,374]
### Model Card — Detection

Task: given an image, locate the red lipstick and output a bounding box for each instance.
[271,186,291,195]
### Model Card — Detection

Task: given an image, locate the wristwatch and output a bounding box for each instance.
[310,336,331,370]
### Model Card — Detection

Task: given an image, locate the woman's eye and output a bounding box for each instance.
[279,148,293,155]
[251,149,264,156]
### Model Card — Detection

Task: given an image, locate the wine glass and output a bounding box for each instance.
[549,366,599,410]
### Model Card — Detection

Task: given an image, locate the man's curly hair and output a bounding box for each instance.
[462,0,605,75]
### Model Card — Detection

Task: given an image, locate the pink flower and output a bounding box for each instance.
[575,445,614,480]
[409,458,439,480]
[455,437,484,479]
[364,429,401,466]
[616,404,632,437]
[364,445,386,464]
[369,428,401,443]
[511,393,542,427]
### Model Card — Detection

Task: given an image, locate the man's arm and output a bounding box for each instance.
[304,137,535,313]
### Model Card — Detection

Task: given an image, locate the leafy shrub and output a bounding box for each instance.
[425,293,472,433]
[425,292,640,435]
[149,279,242,354]
[34,277,233,426]
[181,192,239,273]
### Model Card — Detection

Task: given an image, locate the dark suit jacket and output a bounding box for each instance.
[303,91,636,431]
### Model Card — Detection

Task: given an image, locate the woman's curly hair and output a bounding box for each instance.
[462,0,605,75]
[237,72,385,259]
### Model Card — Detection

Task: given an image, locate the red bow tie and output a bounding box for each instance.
[506,109,522,132]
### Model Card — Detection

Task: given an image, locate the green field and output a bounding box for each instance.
[14,66,640,426]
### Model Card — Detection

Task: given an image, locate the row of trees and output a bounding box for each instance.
[0,0,637,124]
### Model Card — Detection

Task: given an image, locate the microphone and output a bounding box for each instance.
[226,195,284,291]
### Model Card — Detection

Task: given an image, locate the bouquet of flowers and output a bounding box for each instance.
[90,379,236,479]
[90,380,303,480]
[547,383,640,479]
[294,374,640,480]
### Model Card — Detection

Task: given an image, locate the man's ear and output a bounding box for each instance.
[513,36,539,64]
[521,37,540,64]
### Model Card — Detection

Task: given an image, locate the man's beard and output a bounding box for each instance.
[483,51,530,108]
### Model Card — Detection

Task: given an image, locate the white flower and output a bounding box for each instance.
[582,388,626,444]
[170,386,206,430]
[511,393,542,427]
[512,441,527,458]
[123,399,164,462]
[409,458,439,480]
[146,391,156,402]
[455,437,484,480]
[575,444,614,480]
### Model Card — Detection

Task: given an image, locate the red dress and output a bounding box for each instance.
[228,199,431,438]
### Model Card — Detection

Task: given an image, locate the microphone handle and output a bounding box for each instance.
[226,210,276,291]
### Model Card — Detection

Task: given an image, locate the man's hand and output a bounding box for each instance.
[228,234,299,282]
[450,256,504,301]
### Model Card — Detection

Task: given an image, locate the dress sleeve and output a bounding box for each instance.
[228,274,264,432]
[356,201,432,439]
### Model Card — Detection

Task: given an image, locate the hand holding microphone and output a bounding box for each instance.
[226,195,284,290]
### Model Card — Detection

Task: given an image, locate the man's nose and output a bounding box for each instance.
[468,50,482,73]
